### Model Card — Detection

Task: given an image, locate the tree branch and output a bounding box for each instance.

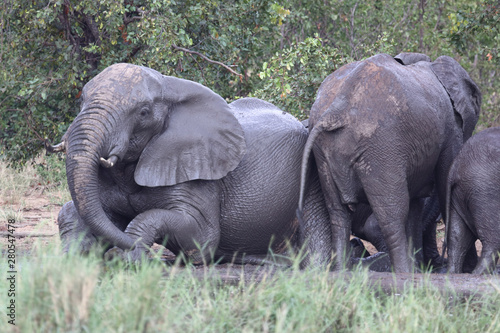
[172,45,242,78]
[349,2,359,59]
[16,109,45,142]
[419,0,426,52]
[433,1,445,31]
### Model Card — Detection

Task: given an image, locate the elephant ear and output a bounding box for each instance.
[135,76,246,187]
[394,52,430,65]
[431,55,482,139]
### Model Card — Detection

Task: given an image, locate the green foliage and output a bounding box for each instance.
[1,0,499,164]
[449,0,499,65]
[278,0,452,60]
[252,35,346,119]
[0,0,285,165]
[252,32,399,119]
[33,153,67,187]
[447,0,500,130]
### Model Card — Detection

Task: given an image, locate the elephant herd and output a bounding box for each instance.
[47,52,500,274]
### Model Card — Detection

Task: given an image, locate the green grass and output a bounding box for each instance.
[2,152,500,332]
[2,243,500,332]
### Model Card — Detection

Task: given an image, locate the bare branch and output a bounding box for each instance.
[172,45,242,78]
[434,1,445,31]
[123,14,143,25]
[349,2,359,59]
[13,109,45,142]
[419,0,427,52]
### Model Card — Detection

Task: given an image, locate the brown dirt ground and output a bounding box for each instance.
[1,189,497,297]
[1,187,61,255]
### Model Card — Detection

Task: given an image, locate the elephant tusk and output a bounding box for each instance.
[100,155,118,168]
[44,139,66,154]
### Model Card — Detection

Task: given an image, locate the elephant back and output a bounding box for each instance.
[449,127,500,185]
[229,98,307,171]
[217,98,307,253]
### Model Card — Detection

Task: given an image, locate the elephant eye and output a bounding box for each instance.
[139,107,150,117]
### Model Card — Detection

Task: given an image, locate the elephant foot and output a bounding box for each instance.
[58,201,98,254]
[352,252,391,272]
[104,245,150,263]
[350,237,370,259]
[433,266,448,274]
[423,256,447,272]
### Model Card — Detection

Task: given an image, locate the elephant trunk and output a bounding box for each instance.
[66,110,135,250]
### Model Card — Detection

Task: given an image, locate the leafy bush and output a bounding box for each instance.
[0,0,286,165]
[1,0,498,165]
[252,35,345,119]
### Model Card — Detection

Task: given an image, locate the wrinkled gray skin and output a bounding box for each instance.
[298,52,481,273]
[445,127,500,274]
[54,63,337,265]
[304,116,444,270]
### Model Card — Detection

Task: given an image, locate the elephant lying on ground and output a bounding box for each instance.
[445,127,500,274]
[298,52,481,272]
[49,63,337,265]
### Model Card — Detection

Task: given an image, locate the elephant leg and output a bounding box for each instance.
[365,181,413,273]
[361,213,389,253]
[316,159,351,270]
[352,252,392,272]
[473,244,499,274]
[421,193,444,269]
[435,143,461,223]
[462,244,478,273]
[422,221,442,269]
[329,206,351,270]
[58,201,131,254]
[299,167,334,268]
[120,209,220,264]
[472,203,500,274]
[408,199,424,265]
[349,237,370,258]
[446,209,475,273]
[58,201,97,254]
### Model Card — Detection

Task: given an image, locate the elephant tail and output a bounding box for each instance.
[297,125,323,218]
[441,161,458,264]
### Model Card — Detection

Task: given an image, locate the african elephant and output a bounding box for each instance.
[298,53,481,272]
[49,63,333,264]
[445,127,500,274]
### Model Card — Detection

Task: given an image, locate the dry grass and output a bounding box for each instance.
[2,155,500,332]
[0,159,36,206]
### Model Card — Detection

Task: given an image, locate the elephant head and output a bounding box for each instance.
[59,63,246,249]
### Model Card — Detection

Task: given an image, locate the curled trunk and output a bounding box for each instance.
[66,110,135,250]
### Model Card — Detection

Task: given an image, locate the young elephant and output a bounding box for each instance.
[446,127,500,274]
[49,63,330,265]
